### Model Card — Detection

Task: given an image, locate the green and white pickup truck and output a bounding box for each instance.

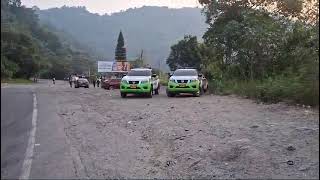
[166,68,208,97]
[120,68,160,98]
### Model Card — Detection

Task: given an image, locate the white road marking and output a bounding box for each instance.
[20,93,38,179]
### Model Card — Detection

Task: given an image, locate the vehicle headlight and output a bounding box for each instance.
[169,79,176,83]
[121,80,128,84]
[190,79,198,83]
[141,80,149,84]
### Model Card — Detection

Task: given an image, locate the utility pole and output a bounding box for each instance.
[140,49,143,61]
[158,59,161,78]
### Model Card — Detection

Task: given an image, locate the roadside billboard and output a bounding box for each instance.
[112,61,131,71]
[98,61,131,72]
[98,61,113,72]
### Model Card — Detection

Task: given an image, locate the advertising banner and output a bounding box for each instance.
[98,61,130,72]
[98,61,114,72]
[112,61,131,71]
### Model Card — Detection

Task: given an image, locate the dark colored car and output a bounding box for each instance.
[102,77,121,89]
[75,78,89,88]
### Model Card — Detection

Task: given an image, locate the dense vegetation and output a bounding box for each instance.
[167,0,319,106]
[1,0,96,80]
[37,6,207,69]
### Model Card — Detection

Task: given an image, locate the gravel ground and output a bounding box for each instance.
[39,81,319,179]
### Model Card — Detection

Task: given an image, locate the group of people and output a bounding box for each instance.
[68,74,78,87]
[90,76,102,88]
[67,74,102,88]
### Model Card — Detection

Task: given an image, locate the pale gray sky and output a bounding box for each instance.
[21,0,202,15]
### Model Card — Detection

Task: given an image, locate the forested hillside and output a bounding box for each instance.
[1,0,96,80]
[167,0,319,106]
[37,6,207,69]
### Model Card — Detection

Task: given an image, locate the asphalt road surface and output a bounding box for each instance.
[1,80,75,179]
[1,86,33,179]
[1,80,319,179]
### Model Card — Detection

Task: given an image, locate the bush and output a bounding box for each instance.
[1,56,19,79]
[209,73,319,106]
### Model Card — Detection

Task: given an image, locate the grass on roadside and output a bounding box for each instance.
[208,76,319,106]
[1,78,33,84]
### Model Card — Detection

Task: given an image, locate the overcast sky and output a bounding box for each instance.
[21,0,202,15]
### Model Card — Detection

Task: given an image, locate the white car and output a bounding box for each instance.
[120,68,160,98]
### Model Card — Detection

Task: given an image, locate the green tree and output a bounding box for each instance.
[115,30,126,61]
[166,35,202,71]
[1,0,97,80]
[130,50,147,68]
[1,55,19,78]
[197,0,319,105]
[199,0,318,25]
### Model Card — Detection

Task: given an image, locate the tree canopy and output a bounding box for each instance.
[115,31,127,61]
[1,0,96,80]
[166,0,319,105]
[166,35,202,71]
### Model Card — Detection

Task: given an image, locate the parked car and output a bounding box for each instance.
[102,77,121,89]
[75,78,89,88]
[166,68,208,97]
[120,68,160,98]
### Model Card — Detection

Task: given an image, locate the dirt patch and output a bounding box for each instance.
[39,82,319,179]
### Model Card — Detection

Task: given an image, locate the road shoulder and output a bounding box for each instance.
[30,88,76,178]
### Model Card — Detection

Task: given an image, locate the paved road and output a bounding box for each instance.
[1,87,33,179]
[1,81,75,179]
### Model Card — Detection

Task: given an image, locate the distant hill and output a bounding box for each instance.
[1,1,96,80]
[36,6,207,70]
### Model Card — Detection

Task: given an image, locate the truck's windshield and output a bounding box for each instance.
[127,70,151,76]
[173,69,198,76]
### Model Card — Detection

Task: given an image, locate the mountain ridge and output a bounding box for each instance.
[36,6,207,70]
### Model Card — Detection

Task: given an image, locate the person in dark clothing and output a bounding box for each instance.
[52,77,55,84]
[96,77,101,87]
[69,76,73,87]
[93,79,96,88]
[90,75,96,88]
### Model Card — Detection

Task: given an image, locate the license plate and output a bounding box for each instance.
[179,83,186,87]
[130,85,137,88]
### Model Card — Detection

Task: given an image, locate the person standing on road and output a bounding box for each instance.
[52,77,56,84]
[69,75,73,87]
[96,77,101,87]
[91,75,96,88]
